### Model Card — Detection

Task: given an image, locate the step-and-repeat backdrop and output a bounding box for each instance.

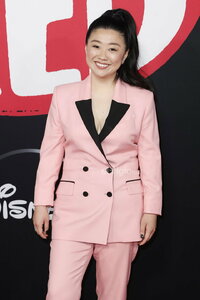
[0,1,199,299]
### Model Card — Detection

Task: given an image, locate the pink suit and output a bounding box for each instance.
[34,75,162,299]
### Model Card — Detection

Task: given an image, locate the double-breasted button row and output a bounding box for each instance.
[82,166,112,197]
[82,191,112,197]
[83,166,113,173]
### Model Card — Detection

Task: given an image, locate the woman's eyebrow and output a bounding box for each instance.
[90,40,120,46]
[90,39,101,43]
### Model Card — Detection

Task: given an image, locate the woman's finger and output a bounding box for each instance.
[140,217,146,240]
[139,229,150,245]
[139,227,156,245]
[34,223,47,239]
[44,218,49,233]
[147,228,156,241]
[33,206,49,239]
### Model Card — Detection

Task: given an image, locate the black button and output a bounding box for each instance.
[83,191,88,197]
[106,167,112,173]
[107,192,112,197]
[83,166,89,172]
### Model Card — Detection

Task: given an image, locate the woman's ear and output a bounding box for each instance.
[122,50,129,64]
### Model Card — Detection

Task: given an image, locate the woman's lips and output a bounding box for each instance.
[95,62,109,69]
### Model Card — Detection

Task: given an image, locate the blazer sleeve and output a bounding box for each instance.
[34,87,65,207]
[138,92,162,215]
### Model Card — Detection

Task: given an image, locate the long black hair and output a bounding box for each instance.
[86,8,153,91]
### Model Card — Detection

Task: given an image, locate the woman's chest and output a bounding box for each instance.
[91,97,113,134]
[60,99,142,145]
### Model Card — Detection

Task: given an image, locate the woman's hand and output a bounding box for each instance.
[139,213,157,246]
[33,205,49,239]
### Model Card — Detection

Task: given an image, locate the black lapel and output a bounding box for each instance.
[99,100,130,142]
[75,99,106,158]
[75,99,130,157]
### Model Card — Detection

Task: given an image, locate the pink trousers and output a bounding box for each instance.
[46,240,139,300]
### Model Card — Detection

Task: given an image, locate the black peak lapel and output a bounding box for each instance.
[75,98,130,160]
[75,99,106,158]
[99,100,130,142]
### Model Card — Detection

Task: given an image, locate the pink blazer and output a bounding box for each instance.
[34,75,162,244]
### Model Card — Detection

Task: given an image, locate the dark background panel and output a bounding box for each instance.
[0,19,199,300]
[127,19,200,300]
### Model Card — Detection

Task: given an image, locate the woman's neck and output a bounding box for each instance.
[91,73,116,96]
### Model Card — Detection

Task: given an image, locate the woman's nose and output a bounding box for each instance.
[98,49,107,60]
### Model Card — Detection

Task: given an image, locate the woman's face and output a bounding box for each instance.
[85,28,128,80]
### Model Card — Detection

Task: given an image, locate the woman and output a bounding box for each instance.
[33,8,162,300]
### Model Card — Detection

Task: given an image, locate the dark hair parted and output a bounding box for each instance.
[86,8,153,91]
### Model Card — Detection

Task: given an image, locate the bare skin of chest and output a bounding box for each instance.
[91,75,115,134]
[91,94,112,134]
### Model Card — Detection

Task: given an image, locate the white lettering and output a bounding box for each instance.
[28,201,35,219]
[5,0,80,96]
[5,0,188,95]
[9,200,27,219]
[138,0,186,68]
[3,201,8,219]
[86,0,112,27]
[0,183,53,220]
[0,183,16,199]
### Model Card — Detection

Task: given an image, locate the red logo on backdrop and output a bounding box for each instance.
[0,0,199,116]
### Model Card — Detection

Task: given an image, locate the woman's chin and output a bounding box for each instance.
[91,70,116,80]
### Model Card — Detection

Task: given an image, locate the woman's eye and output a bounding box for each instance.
[109,48,117,52]
[92,45,99,48]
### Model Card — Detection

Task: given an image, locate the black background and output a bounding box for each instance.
[0,19,199,300]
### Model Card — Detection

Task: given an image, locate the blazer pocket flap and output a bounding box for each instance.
[56,181,75,196]
[126,180,143,195]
